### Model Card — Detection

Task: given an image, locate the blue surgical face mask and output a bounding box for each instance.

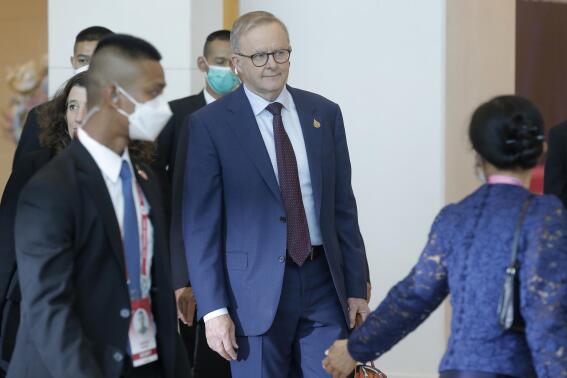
[205,62,240,95]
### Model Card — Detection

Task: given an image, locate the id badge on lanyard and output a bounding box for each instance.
[129,298,158,366]
[128,183,158,367]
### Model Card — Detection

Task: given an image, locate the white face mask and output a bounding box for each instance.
[114,84,172,141]
[74,64,89,74]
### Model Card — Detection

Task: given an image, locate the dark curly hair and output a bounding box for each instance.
[128,140,156,165]
[38,71,155,163]
[469,95,544,170]
[38,72,87,153]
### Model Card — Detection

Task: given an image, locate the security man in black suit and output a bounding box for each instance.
[8,34,188,378]
[155,30,239,378]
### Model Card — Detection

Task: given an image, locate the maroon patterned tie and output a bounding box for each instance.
[266,102,311,266]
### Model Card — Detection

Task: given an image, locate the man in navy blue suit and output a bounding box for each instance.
[182,11,370,377]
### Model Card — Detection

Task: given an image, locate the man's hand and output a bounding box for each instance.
[322,339,357,378]
[204,314,238,361]
[175,287,196,326]
[347,297,370,329]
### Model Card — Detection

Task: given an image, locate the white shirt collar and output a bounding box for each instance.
[203,87,216,105]
[77,128,132,183]
[243,84,293,116]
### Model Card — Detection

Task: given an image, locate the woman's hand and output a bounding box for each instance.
[322,339,357,378]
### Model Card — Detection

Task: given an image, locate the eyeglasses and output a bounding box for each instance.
[235,49,292,67]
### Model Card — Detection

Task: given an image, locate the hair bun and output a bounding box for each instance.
[503,113,544,168]
[469,95,544,170]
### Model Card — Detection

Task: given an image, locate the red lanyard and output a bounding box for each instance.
[133,182,149,278]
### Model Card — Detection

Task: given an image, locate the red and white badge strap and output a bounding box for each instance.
[128,182,158,367]
[134,183,150,297]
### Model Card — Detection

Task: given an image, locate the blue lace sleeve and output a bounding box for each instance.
[347,207,452,362]
[522,199,567,377]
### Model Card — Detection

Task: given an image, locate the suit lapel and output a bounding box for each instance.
[227,86,282,202]
[71,141,126,275]
[288,86,323,220]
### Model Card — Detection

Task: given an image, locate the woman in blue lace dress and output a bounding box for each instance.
[323,96,567,378]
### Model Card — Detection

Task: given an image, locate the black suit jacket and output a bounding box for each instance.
[154,92,207,290]
[12,104,45,168]
[0,148,53,371]
[8,141,185,378]
[544,121,567,207]
[155,92,207,186]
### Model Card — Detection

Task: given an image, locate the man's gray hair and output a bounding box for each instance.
[230,11,290,52]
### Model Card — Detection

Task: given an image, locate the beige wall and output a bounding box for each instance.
[444,0,516,338]
[445,0,516,204]
[240,1,448,376]
[0,0,47,192]
[223,0,239,29]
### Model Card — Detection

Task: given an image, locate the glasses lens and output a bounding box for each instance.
[252,52,268,67]
[273,50,290,63]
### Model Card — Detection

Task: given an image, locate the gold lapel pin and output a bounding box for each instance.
[313,119,321,129]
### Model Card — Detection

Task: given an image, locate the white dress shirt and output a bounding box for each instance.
[204,85,322,322]
[244,84,322,244]
[77,128,154,297]
[203,87,216,105]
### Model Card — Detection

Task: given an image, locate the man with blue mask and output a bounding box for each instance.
[198,30,241,97]
[155,30,238,184]
[152,29,235,378]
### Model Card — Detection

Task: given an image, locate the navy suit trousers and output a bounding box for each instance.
[230,255,347,377]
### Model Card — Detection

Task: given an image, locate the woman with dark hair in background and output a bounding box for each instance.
[35,72,153,162]
[38,71,88,152]
[323,96,567,378]
[0,71,154,375]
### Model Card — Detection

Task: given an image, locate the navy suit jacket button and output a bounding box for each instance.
[113,352,123,362]
[120,309,130,318]
[280,216,287,223]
